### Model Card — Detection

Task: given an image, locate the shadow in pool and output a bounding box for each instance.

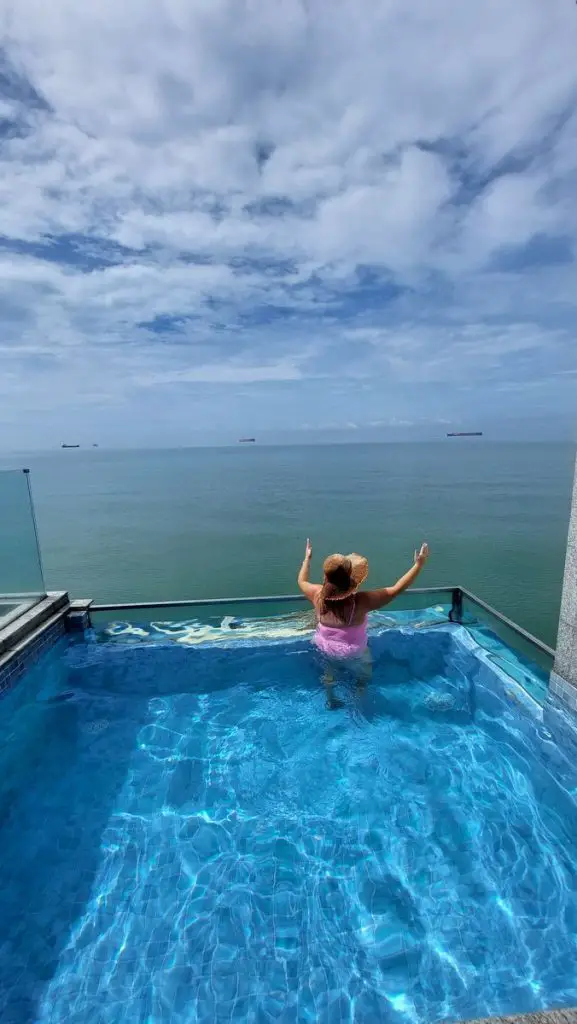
[0,651,151,1024]
[352,629,478,727]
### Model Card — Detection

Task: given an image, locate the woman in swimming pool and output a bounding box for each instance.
[297,539,429,701]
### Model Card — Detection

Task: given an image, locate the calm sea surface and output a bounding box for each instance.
[1,443,575,646]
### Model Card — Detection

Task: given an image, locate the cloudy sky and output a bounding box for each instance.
[1,0,577,448]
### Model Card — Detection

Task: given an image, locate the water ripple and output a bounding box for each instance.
[1,626,577,1022]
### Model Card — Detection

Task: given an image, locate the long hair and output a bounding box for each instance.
[319,592,356,624]
[318,557,355,623]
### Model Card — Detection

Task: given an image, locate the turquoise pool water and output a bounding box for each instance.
[1,618,576,1023]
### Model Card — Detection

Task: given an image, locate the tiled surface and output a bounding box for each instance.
[549,671,577,713]
[2,625,577,1023]
[1,612,577,1021]
[0,617,66,697]
[66,610,91,632]
[460,1012,577,1024]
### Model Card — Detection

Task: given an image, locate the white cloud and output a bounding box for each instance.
[309,147,453,271]
[0,0,576,445]
[135,360,303,386]
[455,173,554,268]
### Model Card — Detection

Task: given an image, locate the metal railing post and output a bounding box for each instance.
[449,588,463,623]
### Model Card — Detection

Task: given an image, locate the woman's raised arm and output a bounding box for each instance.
[362,543,430,611]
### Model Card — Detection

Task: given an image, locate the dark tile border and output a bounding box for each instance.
[0,596,95,697]
[0,613,66,697]
[65,600,92,633]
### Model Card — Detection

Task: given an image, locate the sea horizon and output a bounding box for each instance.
[1,442,575,648]
[2,437,576,458]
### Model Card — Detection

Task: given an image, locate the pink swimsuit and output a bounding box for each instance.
[313,598,368,659]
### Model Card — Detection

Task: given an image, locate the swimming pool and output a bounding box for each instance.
[1,617,577,1023]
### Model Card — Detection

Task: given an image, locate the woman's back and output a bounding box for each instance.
[297,539,430,663]
[316,594,367,629]
[315,594,368,660]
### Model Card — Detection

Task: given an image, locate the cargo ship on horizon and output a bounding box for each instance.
[447,431,483,437]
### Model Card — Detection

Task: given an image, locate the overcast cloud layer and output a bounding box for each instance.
[1,0,577,447]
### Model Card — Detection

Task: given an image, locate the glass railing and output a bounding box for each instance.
[458,588,553,702]
[0,470,46,629]
[89,590,442,648]
[460,586,553,667]
[89,587,455,628]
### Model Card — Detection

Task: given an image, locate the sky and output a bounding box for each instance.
[1,0,577,449]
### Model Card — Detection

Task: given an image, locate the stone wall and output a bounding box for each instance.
[553,454,577,701]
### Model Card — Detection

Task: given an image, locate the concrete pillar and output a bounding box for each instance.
[552,454,577,706]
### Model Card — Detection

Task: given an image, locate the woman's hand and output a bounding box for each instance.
[414,542,429,567]
[298,538,320,602]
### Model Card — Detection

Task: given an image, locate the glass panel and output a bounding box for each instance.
[460,592,553,701]
[378,588,454,615]
[90,598,309,632]
[91,588,455,618]
[0,470,46,627]
[90,589,456,634]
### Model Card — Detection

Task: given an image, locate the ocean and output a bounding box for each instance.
[1,442,575,647]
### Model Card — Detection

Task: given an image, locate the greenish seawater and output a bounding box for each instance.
[1,442,574,647]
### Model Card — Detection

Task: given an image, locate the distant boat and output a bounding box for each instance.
[61,444,80,448]
[239,438,256,443]
[447,432,483,437]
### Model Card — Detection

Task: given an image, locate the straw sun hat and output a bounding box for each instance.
[321,552,369,602]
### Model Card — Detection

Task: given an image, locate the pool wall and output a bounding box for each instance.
[0,592,73,697]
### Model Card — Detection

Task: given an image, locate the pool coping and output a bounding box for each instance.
[0,592,69,652]
[0,592,70,696]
